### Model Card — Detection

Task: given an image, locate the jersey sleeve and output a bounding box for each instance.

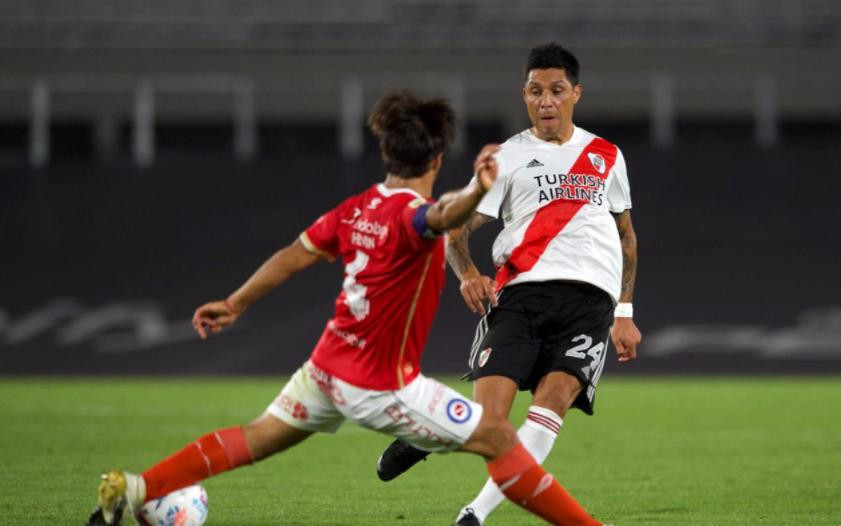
[300,207,341,261]
[606,148,632,213]
[475,152,510,219]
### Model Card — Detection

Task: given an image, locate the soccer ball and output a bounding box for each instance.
[136,484,209,526]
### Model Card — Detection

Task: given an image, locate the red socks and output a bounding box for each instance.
[486,443,600,526]
[142,426,253,501]
[141,427,597,525]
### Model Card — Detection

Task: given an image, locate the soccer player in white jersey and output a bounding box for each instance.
[376,43,642,526]
[86,91,608,526]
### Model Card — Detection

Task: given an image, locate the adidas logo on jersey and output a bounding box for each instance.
[526,159,544,168]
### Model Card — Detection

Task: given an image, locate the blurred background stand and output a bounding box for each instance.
[1,0,839,375]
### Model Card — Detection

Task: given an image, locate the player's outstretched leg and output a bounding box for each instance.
[86,416,311,524]
[85,424,250,526]
[140,425,255,500]
[376,439,430,481]
[462,414,601,526]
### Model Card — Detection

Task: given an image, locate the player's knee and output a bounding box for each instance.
[532,372,583,415]
[465,413,518,459]
[472,382,518,419]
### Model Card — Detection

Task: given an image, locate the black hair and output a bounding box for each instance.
[367,91,457,179]
[525,42,580,85]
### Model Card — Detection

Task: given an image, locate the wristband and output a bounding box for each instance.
[614,302,633,318]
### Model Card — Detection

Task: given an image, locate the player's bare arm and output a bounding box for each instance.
[424,144,499,233]
[192,239,324,339]
[611,210,642,361]
[446,211,496,315]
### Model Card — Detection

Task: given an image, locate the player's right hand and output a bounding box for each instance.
[474,144,500,191]
[611,317,641,362]
[192,300,241,339]
[459,275,498,315]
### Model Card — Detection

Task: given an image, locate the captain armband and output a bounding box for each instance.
[411,204,443,240]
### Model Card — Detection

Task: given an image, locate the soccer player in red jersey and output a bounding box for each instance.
[86,92,606,526]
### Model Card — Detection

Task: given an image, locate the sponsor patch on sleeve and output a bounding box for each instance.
[446,398,473,424]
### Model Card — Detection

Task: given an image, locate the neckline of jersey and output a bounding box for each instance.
[523,125,583,148]
[376,183,424,199]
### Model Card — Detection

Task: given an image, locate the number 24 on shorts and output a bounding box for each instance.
[565,334,604,368]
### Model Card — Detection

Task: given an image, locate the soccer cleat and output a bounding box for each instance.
[86,470,145,525]
[454,507,482,525]
[97,471,128,525]
[85,501,125,526]
[375,439,430,481]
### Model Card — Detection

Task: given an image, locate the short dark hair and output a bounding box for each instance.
[367,91,457,179]
[525,43,580,86]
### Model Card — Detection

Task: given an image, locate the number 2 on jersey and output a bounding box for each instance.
[343,250,370,320]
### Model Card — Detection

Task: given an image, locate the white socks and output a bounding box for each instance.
[457,406,562,524]
[124,471,147,513]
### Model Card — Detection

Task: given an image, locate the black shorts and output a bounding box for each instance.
[466,280,614,415]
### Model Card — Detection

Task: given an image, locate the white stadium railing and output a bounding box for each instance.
[0,70,785,167]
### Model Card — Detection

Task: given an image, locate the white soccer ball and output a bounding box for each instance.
[135,484,209,526]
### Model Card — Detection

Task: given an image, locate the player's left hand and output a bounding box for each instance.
[192,300,242,339]
[611,317,641,362]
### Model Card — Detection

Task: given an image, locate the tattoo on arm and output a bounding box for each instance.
[446,212,492,280]
[613,211,638,302]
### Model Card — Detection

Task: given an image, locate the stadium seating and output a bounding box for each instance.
[0,0,836,49]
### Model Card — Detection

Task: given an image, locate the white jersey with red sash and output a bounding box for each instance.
[476,127,632,302]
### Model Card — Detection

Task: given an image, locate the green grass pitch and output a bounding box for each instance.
[1,376,839,525]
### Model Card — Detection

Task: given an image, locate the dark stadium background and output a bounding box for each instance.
[2,0,840,377]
